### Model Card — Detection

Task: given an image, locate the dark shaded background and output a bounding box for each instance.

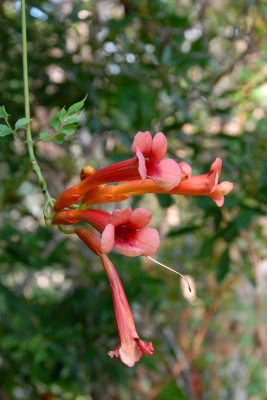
[0,1,266,399]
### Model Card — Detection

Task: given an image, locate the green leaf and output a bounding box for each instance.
[0,124,12,137]
[57,107,67,121]
[65,113,82,124]
[0,105,8,119]
[60,124,77,136]
[39,132,51,141]
[49,114,60,130]
[67,96,87,114]
[54,133,65,144]
[14,117,29,131]
[216,249,230,282]
[156,380,190,400]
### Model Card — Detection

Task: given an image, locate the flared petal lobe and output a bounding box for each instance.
[128,208,152,229]
[101,224,115,254]
[110,207,132,226]
[131,131,182,190]
[147,158,182,191]
[150,131,168,162]
[207,157,222,193]
[131,131,152,155]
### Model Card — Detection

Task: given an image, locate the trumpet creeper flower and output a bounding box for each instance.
[52,207,160,257]
[101,207,160,257]
[74,228,153,367]
[108,158,233,207]
[100,254,154,367]
[53,131,181,211]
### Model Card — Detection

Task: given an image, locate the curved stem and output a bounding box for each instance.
[58,225,76,235]
[21,0,54,208]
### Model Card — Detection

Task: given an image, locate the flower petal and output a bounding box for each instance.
[108,347,120,359]
[110,207,132,227]
[101,224,115,253]
[136,147,147,182]
[148,158,182,191]
[135,338,154,356]
[208,158,222,193]
[129,208,153,229]
[179,161,192,180]
[131,131,152,155]
[115,242,144,257]
[133,228,160,256]
[150,132,167,162]
[118,341,142,367]
[211,195,224,207]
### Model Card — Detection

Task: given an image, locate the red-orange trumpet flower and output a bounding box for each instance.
[108,158,233,207]
[53,131,182,211]
[53,207,160,257]
[75,228,154,367]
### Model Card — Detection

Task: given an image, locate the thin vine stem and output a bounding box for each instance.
[21,0,54,209]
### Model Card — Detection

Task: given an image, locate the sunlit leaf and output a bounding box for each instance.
[14,117,29,131]
[67,96,87,114]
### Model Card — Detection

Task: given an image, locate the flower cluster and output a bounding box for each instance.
[52,131,233,367]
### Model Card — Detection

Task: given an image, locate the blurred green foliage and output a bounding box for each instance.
[0,0,266,399]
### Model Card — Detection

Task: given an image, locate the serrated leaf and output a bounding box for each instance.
[57,107,67,121]
[67,96,87,114]
[0,124,12,137]
[39,132,51,141]
[14,117,29,131]
[49,114,60,130]
[0,105,8,119]
[60,124,77,136]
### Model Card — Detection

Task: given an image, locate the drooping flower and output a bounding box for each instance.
[52,207,160,257]
[53,131,181,211]
[100,253,154,367]
[74,228,154,367]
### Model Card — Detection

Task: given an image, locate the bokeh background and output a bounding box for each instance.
[0,1,266,399]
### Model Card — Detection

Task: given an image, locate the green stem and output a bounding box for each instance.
[58,225,76,235]
[21,0,54,209]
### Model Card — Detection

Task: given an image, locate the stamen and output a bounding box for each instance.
[146,256,192,292]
